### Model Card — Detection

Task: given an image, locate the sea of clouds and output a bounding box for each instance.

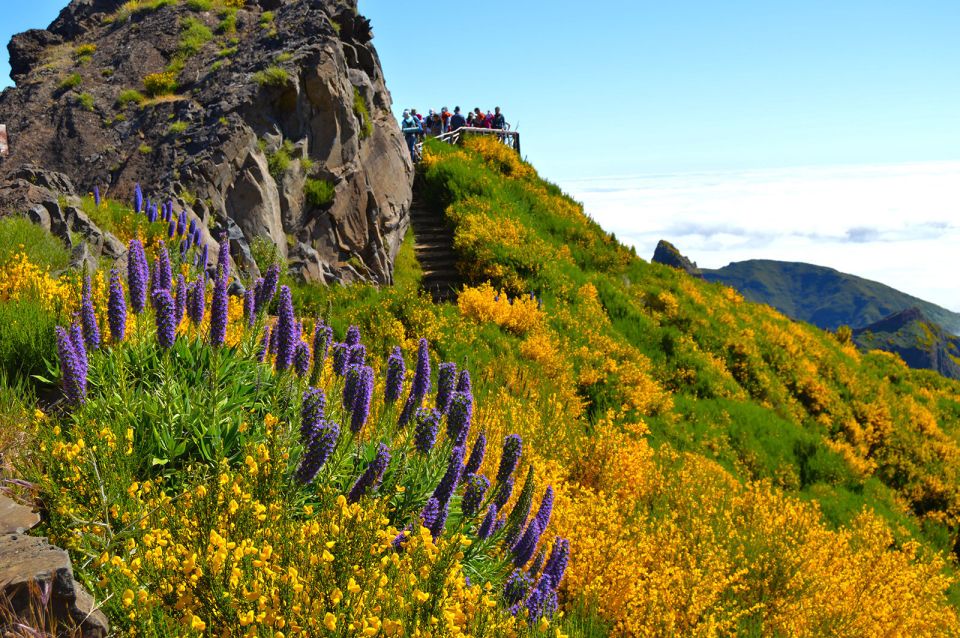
[563,161,960,312]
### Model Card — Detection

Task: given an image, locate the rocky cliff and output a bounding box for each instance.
[0,0,412,283]
[853,307,960,381]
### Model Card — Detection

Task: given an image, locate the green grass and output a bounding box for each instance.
[304,178,335,207]
[58,73,82,92]
[266,140,294,178]
[116,89,145,108]
[143,71,178,97]
[76,92,95,111]
[392,227,423,292]
[253,65,289,87]
[353,87,372,140]
[0,299,64,385]
[178,16,213,58]
[186,0,213,10]
[167,120,189,135]
[0,217,71,270]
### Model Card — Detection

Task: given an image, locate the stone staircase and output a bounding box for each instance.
[409,194,461,303]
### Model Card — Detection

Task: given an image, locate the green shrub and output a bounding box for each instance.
[266,140,295,179]
[77,92,95,111]
[138,143,153,155]
[74,43,97,63]
[143,71,178,97]
[178,16,213,57]
[253,65,289,87]
[167,120,188,135]
[250,236,288,279]
[259,11,274,25]
[116,89,145,108]
[304,178,335,207]
[275,52,293,63]
[58,73,82,92]
[186,0,212,10]
[217,9,238,34]
[0,218,70,270]
[353,87,372,140]
[0,299,64,384]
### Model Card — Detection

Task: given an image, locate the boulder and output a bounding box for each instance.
[652,239,703,279]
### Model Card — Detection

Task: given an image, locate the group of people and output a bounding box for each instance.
[400,106,508,161]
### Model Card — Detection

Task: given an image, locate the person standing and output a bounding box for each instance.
[441,106,452,133]
[492,106,506,130]
[400,109,422,161]
[450,106,466,133]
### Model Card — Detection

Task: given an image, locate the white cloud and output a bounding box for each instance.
[562,162,960,312]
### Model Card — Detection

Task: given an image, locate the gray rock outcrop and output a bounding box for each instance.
[651,239,703,279]
[0,0,412,284]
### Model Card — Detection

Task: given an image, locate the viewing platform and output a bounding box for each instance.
[416,126,520,157]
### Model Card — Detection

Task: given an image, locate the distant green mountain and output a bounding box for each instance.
[699,259,960,334]
[853,307,960,380]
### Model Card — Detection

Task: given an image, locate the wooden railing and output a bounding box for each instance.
[416,126,520,157]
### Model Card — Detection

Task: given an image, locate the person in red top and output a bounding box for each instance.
[441,106,452,133]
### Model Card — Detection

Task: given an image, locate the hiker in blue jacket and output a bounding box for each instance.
[449,106,466,132]
[400,109,422,161]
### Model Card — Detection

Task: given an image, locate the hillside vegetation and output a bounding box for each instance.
[4,136,960,636]
[701,258,960,333]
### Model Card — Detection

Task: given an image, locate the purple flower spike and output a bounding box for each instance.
[296,421,340,485]
[174,274,186,326]
[273,286,296,371]
[542,538,570,587]
[397,394,417,428]
[350,366,374,434]
[494,476,514,510]
[504,570,532,608]
[310,322,333,384]
[176,211,186,237]
[167,218,176,239]
[127,239,149,314]
[188,219,196,236]
[345,325,361,347]
[464,431,486,478]
[216,232,230,277]
[496,434,523,486]
[294,341,311,377]
[384,346,405,404]
[209,266,228,347]
[80,273,100,350]
[533,486,554,533]
[461,474,489,518]
[255,264,279,312]
[446,391,473,447]
[200,244,209,276]
[153,289,177,349]
[331,342,350,376]
[429,498,450,539]
[511,519,542,568]
[348,343,366,366]
[56,326,87,405]
[257,327,270,362]
[524,574,555,624]
[107,270,126,343]
[155,241,171,291]
[411,338,431,399]
[432,445,465,507]
[187,279,205,325]
[192,227,201,247]
[456,369,472,394]
[93,186,101,207]
[347,443,390,503]
[300,388,326,443]
[436,362,457,414]
[341,364,360,410]
[243,288,255,327]
[477,504,498,540]
[269,321,278,354]
[420,497,440,531]
[69,322,87,383]
[133,183,143,214]
[413,408,439,454]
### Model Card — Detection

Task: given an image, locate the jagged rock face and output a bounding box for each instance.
[651,239,703,279]
[0,0,412,284]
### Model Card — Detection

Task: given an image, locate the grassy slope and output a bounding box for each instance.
[5,138,960,633]
[288,137,960,633]
[701,259,960,333]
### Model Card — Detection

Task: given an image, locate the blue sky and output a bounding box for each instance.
[3,1,960,309]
